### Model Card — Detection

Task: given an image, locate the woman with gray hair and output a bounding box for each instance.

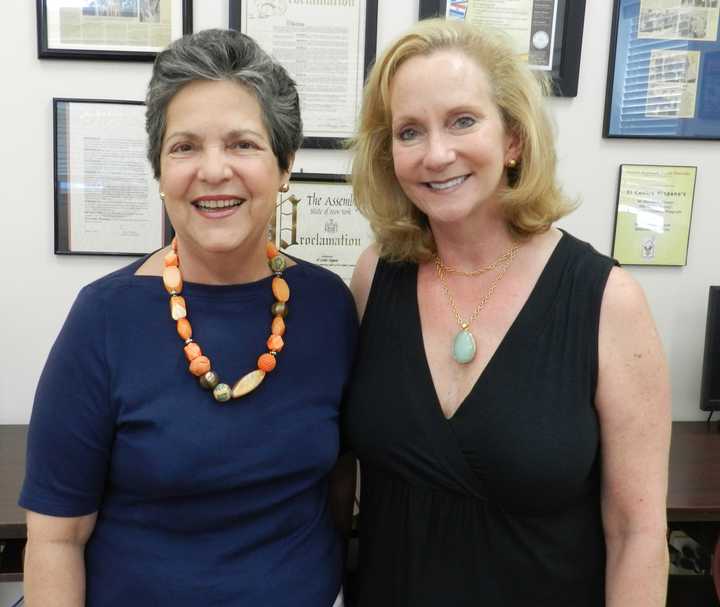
[20,29,356,606]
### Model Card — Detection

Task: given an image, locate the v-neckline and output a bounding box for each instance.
[412,231,568,422]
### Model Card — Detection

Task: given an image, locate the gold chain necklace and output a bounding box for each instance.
[434,244,519,276]
[434,244,520,364]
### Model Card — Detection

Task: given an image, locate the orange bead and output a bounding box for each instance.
[266,241,279,259]
[163,266,183,294]
[177,318,192,340]
[271,277,290,302]
[267,334,284,352]
[189,355,211,376]
[184,342,202,361]
[164,251,179,267]
[258,353,277,372]
[170,295,187,320]
[271,315,285,336]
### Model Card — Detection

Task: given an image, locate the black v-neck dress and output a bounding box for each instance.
[343,232,617,607]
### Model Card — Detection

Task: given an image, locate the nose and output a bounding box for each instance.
[423,131,456,171]
[197,146,233,184]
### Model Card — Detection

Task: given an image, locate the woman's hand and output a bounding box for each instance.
[24,510,97,607]
[596,267,671,607]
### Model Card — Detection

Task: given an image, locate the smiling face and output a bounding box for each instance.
[390,50,519,228]
[159,79,290,258]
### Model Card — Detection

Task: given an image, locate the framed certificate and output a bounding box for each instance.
[604,0,720,140]
[272,173,373,283]
[54,98,173,256]
[418,0,586,97]
[229,0,378,148]
[611,164,696,266]
[37,0,193,61]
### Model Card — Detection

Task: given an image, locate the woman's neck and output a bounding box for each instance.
[174,237,271,285]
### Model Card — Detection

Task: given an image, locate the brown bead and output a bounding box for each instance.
[184,342,202,361]
[164,251,179,267]
[189,355,211,376]
[231,369,266,398]
[177,318,192,340]
[170,295,187,320]
[267,334,284,352]
[271,315,285,336]
[163,266,183,294]
[258,353,277,372]
[271,301,288,318]
[199,370,220,390]
[271,277,290,302]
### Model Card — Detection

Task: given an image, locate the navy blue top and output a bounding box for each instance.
[20,256,357,607]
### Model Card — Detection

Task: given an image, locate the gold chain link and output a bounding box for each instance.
[434,244,520,276]
[434,245,520,329]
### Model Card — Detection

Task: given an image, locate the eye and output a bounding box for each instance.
[229,140,258,150]
[397,127,419,142]
[169,142,193,154]
[453,115,476,129]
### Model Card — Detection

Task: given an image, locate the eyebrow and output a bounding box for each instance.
[164,128,268,143]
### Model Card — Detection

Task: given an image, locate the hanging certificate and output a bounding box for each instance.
[611,164,696,266]
[37,0,193,60]
[230,0,378,148]
[54,98,172,256]
[419,0,586,96]
[272,173,373,283]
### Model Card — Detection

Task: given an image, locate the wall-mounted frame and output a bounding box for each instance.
[272,173,372,283]
[229,0,378,148]
[611,164,696,266]
[418,0,586,97]
[37,0,193,61]
[54,98,172,256]
[604,0,720,140]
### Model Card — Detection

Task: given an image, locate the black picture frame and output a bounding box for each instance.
[229,0,378,148]
[418,0,586,97]
[37,0,193,61]
[54,98,173,256]
[604,0,720,140]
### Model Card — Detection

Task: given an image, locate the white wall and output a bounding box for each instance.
[0,0,717,426]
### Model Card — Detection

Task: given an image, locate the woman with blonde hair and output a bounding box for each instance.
[343,18,670,607]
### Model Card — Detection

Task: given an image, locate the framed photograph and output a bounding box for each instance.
[54,98,173,256]
[229,0,378,148]
[611,164,696,266]
[418,0,587,97]
[37,0,193,61]
[272,173,373,283]
[604,0,720,140]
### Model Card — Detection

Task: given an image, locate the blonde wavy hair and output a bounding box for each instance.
[350,18,574,263]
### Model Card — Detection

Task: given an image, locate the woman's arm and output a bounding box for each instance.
[349,245,379,322]
[595,267,671,607]
[24,510,97,607]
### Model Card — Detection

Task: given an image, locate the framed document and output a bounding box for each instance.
[272,173,373,283]
[37,0,193,60]
[611,164,696,266]
[418,0,586,97]
[229,0,378,148]
[604,0,720,140]
[54,98,172,256]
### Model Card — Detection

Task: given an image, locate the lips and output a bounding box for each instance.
[425,175,470,190]
[191,195,246,212]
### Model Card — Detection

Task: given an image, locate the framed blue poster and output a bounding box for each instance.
[604,0,720,140]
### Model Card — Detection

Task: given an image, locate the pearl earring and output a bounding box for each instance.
[506,159,518,169]
[279,183,290,193]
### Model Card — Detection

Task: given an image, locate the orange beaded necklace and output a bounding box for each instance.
[162,237,289,403]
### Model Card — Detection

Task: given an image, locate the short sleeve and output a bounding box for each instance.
[19,283,116,517]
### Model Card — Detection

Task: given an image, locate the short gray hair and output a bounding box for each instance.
[145,29,302,178]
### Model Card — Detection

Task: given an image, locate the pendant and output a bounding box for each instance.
[452,328,476,364]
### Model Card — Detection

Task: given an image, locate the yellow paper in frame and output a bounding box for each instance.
[612,164,696,266]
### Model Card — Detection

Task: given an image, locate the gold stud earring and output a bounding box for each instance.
[279,183,290,193]
[159,191,166,200]
[506,159,517,169]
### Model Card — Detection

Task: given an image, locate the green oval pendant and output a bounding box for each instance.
[453,329,476,364]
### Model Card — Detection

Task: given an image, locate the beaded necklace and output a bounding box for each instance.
[162,238,289,402]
